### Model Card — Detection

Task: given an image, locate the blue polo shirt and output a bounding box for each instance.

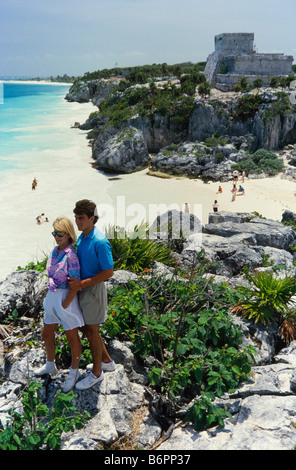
[76,226,113,280]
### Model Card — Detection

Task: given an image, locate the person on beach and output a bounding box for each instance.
[32,177,38,190]
[35,217,85,392]
[68,199,114,391]
[212,200,219,212]
[36,213,45,225]
[238,185,245,195]
[233,170,239,182]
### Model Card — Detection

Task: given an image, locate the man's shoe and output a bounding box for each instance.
[63,368,81,393]
[86,360,115,372]
[34,361,57,376]
[75,371,104,391]
[102,360,116,371]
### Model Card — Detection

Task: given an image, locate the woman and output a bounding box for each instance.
[35,217,84,392]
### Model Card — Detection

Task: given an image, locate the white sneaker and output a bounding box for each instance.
[63,368,81,393]
[34,361,57,376]
[86,360,115,372]
[75,371,104,390]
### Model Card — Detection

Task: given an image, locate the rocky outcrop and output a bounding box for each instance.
[66,79,120,104]
[189,90,296,151]
[0,344,160,450]
[92,126,149,173]
[182,211,296,277]
[127,113,188,154]
[150,138,252,181]
[158,346,296,450]
[0,270,162,450]
[67,76,296,177]
[2,212,296,450]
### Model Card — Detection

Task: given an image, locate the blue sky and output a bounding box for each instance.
[0,0,295,77]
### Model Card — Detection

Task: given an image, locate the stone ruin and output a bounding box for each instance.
[204,33,293,91]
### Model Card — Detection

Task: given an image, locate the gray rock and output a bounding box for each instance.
[159,356,296,450]
[182,211,296,276]
[94,127,149,173]
[0,270,47,321]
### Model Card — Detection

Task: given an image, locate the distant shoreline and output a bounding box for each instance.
[1,80,72,86]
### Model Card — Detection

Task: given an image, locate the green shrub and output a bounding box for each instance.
[184,393,232,432]
[263,92,293,123]
[17,258,47,272]
[236,148,284,176]
[103,265,255,431]
[0,382,90,450]
[233,93,263,120]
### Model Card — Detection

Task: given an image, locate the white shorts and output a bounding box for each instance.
[43,289,85,331]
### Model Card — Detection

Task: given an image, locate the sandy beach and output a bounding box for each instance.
[1,96,296,282]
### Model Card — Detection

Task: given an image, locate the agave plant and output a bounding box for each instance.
[236,271,296,326]
[105,223,176,273]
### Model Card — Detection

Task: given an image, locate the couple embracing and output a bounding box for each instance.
[35,199,114,392]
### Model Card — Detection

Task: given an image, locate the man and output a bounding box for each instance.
[69,199,114,390]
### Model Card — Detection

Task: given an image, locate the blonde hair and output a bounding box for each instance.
[53,216,77,244]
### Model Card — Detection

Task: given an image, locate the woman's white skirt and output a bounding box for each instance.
[43,289,85,331]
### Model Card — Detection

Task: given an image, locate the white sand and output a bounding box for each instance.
[1,96,296,282]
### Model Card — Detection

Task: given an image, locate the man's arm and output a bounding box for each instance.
[68,268,113,293]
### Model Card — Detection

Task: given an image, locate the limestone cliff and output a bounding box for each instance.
[66,77,296,177]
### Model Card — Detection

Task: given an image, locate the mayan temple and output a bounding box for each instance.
[204,33,294,91]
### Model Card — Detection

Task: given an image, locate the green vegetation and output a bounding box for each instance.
[235,271,296,325]
[0,382,89,450]
[234,77,249,93]
[11,225,296,434]
[234,148,285,176]
[99,79,197,132]
[14,237,256,433]
[269,74,296,88]
[17,258,48,272]
[231,74,296,92]
[80,62,210,132]
[106,224,176,272]
[102,253,255,430]
[263,91,293,123]
[233,93,263,120]
[75,62,206,84]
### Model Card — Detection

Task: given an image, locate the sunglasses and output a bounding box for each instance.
[52,231,65,238]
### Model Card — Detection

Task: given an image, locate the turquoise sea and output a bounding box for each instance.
[0,81,71,174]
[0,81,102,281]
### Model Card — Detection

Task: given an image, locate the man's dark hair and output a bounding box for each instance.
[73,199,98,224]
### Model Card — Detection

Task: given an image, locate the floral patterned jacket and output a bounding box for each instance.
[46,244,80,291]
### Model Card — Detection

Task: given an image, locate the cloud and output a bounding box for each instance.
[0,0,295,76]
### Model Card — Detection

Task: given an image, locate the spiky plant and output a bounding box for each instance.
[235,271,296,325]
